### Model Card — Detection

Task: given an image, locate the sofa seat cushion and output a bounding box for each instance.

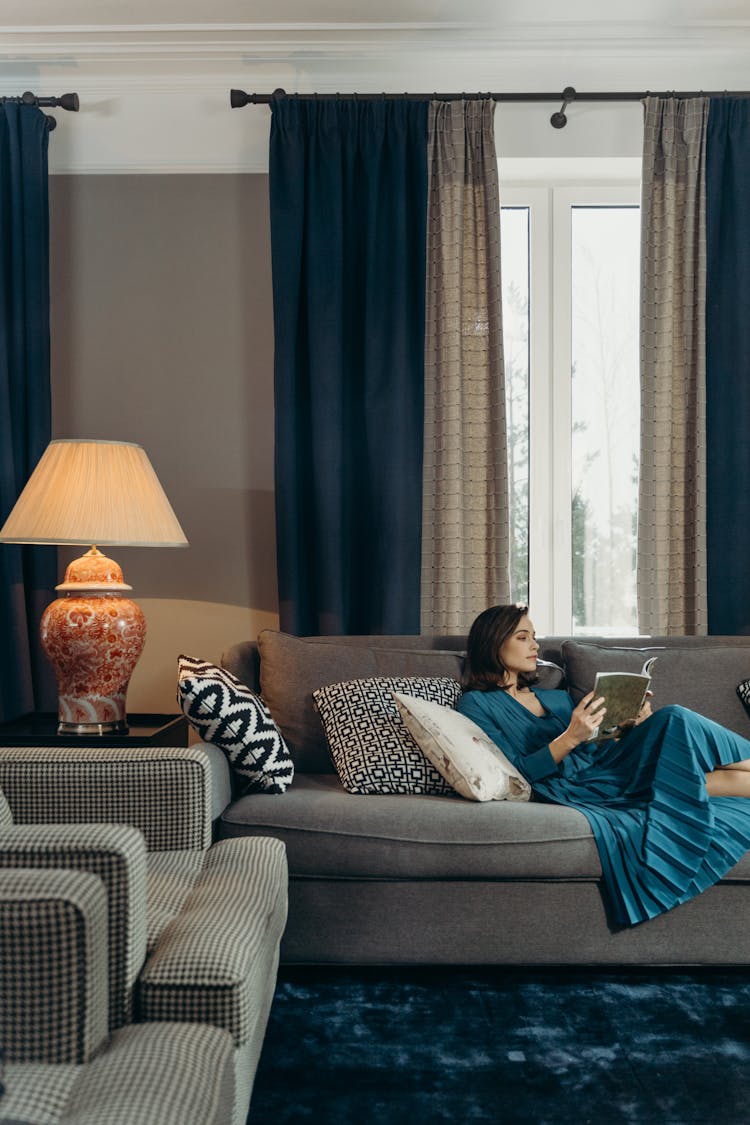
[219,774,605,880]
[145,849,206,951]
[220,775,750,883]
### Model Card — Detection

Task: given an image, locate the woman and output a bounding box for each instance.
[457,604,750,926]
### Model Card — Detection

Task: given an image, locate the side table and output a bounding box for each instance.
[0,712,188,748]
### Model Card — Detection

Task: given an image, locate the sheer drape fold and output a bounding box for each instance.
[638,96,709,636]
[421,99,510,635]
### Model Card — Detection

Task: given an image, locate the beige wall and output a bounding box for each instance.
[48,173,279,712]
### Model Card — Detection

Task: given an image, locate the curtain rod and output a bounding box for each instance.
[230,86,750,129]
[0,91,79,131]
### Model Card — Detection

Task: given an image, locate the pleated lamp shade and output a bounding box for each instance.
[0,439,188,736]
[0,439,188,547]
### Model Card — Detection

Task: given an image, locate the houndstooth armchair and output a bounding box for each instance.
[0,744,288,1124]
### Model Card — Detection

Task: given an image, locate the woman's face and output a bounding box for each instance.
[498,614,539,679]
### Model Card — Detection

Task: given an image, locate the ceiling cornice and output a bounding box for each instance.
[1,21,748,64]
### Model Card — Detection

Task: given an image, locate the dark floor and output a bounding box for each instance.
[248,965,750,1124]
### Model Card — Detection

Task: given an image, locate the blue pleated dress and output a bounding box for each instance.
[457,688,750,925]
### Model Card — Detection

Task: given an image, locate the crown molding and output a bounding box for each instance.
[1,21,748,65]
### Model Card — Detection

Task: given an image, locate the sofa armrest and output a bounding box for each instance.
[0,823,147,1031]
[0,867,110,1064]
[0,745,213,851]
[221,639,261,692]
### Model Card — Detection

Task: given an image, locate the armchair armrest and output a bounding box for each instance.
[1,1024,236,1125]
[0,868,109,1063]
[0,745,212,851]
[0,823,147,1031]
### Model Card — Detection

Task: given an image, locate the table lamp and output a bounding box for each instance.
[0,439,188,735]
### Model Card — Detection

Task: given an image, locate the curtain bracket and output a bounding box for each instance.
[550,87,576,129]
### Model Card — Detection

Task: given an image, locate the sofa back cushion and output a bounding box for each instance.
[226,631,750,771]
[562,640,750,737]
[257,631,466,772]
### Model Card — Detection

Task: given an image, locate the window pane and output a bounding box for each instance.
[570,206,640,634]
[500,207,530,605]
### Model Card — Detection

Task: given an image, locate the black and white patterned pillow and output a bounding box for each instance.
[177,655,294,794]
[312,676,462,795]
[737,678,750,717]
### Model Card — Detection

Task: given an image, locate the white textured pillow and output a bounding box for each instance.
[393,693,531,802]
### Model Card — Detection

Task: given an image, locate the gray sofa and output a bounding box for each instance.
[207,630,750,966]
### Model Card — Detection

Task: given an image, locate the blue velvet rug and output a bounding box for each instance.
[248,966,750,1123]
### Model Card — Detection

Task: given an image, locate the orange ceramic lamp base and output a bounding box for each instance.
[40,547,146,735]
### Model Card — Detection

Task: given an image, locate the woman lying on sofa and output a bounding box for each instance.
[458,604,750,927]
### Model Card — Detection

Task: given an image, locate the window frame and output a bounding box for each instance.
[500,181,642,636]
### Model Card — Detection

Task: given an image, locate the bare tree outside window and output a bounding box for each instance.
[499,196,640,634]
[571,206,640,633]
[500,207,530,605]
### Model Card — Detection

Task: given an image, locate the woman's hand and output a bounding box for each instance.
[548,691,606,763]
[567,691,607,743]
[612,690,655,738]
[634,690,653,725]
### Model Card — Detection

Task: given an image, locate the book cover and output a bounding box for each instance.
[591,656,657,740]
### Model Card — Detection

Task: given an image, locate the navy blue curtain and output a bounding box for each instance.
[0,103,57,720]
[269,98,428,636]
[706,99,750,634]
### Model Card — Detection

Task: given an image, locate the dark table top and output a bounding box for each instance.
[0,712,189,748]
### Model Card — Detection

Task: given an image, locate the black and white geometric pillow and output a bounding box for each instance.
[312,675,462,796]
[177,655,294,794]
[737,678,750,718]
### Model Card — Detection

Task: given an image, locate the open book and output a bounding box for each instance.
[590,656,658,741]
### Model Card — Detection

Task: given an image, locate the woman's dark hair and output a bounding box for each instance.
[462,604,539,692]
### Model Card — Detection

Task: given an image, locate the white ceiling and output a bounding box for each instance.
[1,0,749,29]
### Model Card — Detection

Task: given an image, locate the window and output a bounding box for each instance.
[500,184,641,636]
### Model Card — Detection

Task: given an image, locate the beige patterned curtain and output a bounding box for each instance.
[421,98,510,635]
[638,97,709,635]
